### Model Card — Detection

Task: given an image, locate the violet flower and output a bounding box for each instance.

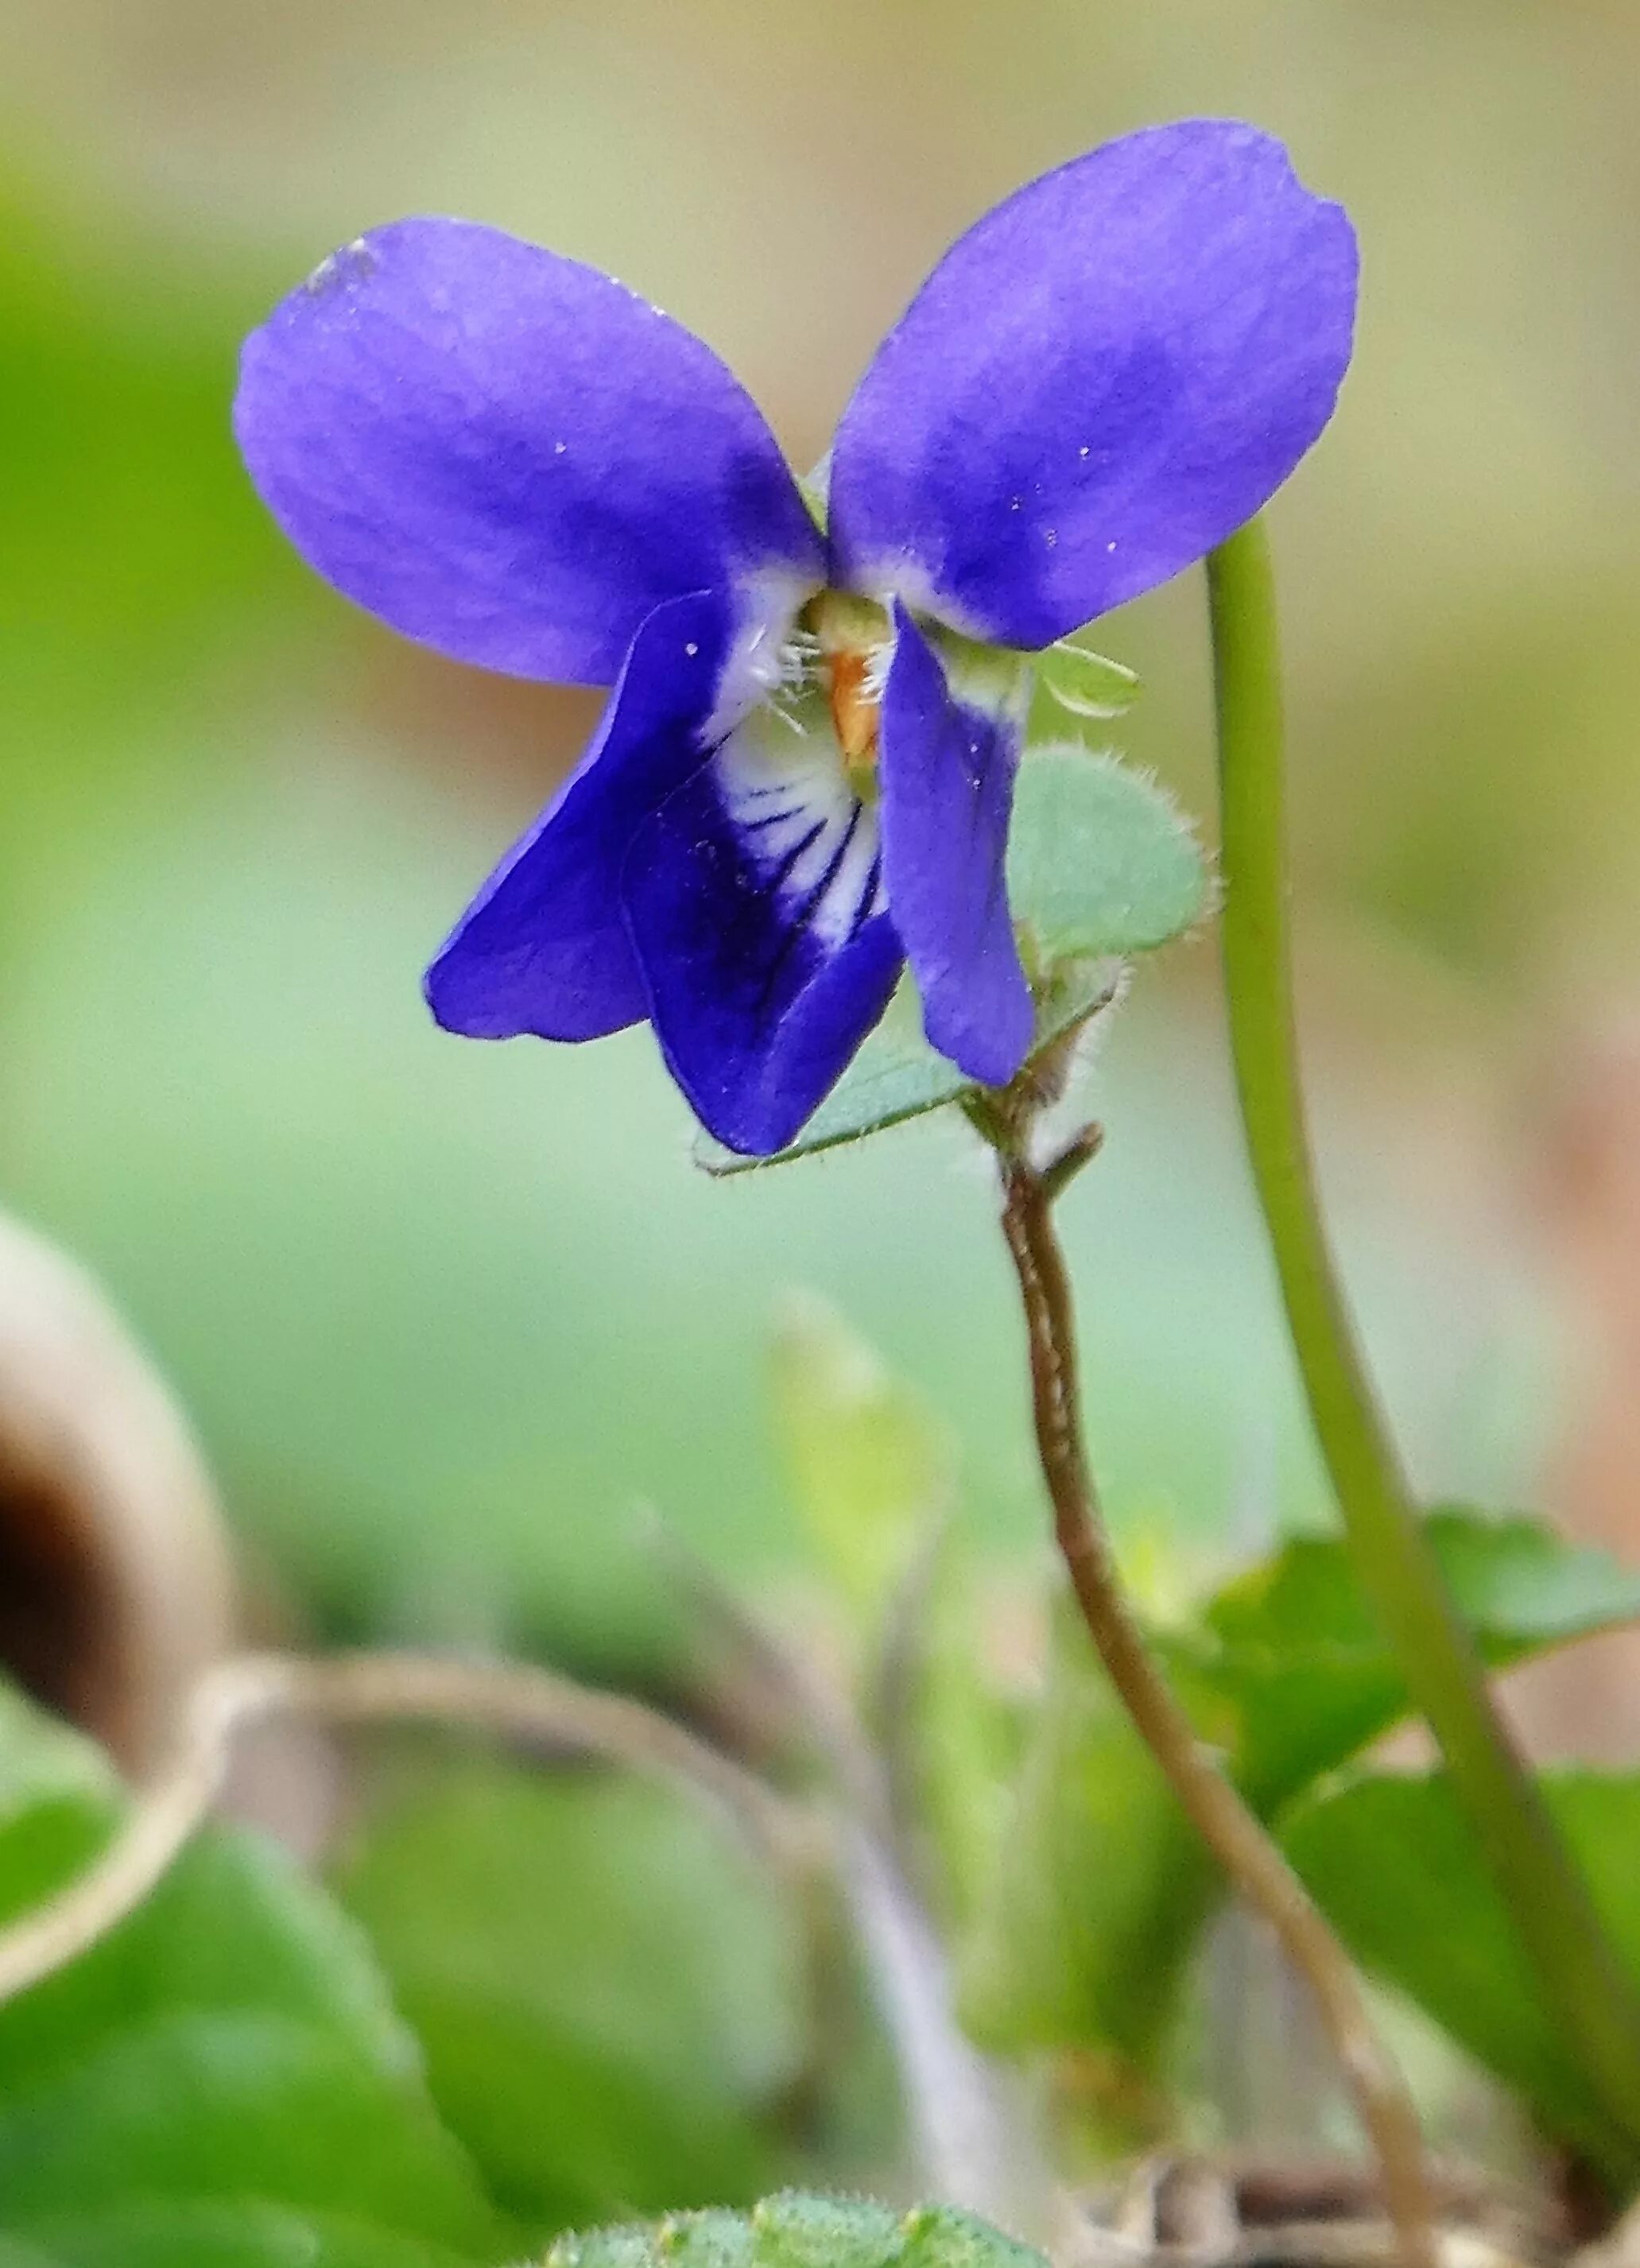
[235,121,1355,1154]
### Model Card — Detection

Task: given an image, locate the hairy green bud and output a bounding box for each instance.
[543,2195,1045,2268]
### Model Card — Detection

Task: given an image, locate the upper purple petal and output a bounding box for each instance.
[425,590,728,1040]
[828,121,1357,647]
[235,219,824,686]
[879,606,1033,1087]
[622,718,902,1153]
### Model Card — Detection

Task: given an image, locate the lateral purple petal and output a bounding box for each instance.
[828,121,1357,646]
[622,747,902,1153]
[425,591,728,1041]
[235,219,823,686]
[879,607,1033,1087]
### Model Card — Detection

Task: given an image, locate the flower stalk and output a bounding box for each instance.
[1206,513,1640,2185]
[987,1126,1436,2268]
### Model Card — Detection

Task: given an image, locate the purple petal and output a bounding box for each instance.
[425,591,728,1040]
[879,605,1032,1087]
[622,715,902,1153]
[828,122,1357,647]
[235,219,823,686]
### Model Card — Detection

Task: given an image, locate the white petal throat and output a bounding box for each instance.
[714,702,886,949]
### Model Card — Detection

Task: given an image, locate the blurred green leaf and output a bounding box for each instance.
[333,1750,809,2242]
[1180,1507,1640,1810]
[696,961,1119,1175]
[952,1510,1640,2095]
[770,1296,950,1619]
[1282,1770,1640,2181]
[0,1687,508,2263]
[955,1603,1214,2088]
[1006,747,1208,965]
[897,1545,1029,1937]
[1036,644,1141,722]
[0,2203,479,2268]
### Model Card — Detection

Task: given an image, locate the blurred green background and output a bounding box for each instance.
[4,0,1634,1673]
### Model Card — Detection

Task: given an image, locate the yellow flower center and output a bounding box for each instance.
[803,589,891,801]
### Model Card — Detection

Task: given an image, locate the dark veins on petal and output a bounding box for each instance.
[622,757,900,1153]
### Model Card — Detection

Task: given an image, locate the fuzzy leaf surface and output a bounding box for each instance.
[1006,746,1207,965]
[541,2193,1047,2268]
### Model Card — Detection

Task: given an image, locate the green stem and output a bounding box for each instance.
[1207,514,1640,2185]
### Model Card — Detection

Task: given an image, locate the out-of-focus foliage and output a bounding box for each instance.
[956,1602,1212,2090]
[768,1302,1025,1937]
[333,1751,816,2243]
[0,1686,510,2266]
[1284,1773,1640,2186]
[0,2204,479,2268]
[770,1296,951,1621]
[1181,1511,1640,1808]
[0,1673,894,2262]
[946,1507,1640,2127]
[772,1318,1640,2151]
[0,1285,1637,2248]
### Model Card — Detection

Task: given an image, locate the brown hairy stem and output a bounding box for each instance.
[994,1144,1436,2268]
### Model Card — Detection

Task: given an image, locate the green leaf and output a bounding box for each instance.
[0,1686,507,2264]
[333,1750,809,2242]
[955,1605,1215,2089]
[1036,643,1140,721]
[952,1510,1640,2094]
[541,2194,1046,2268]
[1282,1770,1640,2183]
[695,959,1119,1175]
[5,2203,479,2268]
[770,1296,950,1619]
[896,1544,1029,1937]
[1181,1507,1640,1810]
[1006,747,1208,965]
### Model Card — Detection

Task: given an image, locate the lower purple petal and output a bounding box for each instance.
[878,605,1033,1087]
[425,591,727,1041]
[622,740,902,1153]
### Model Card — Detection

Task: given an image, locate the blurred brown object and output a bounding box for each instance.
[1063,2148,1553,2268]
[0,1208,235,1770]
[1512,1022,1640,1762]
